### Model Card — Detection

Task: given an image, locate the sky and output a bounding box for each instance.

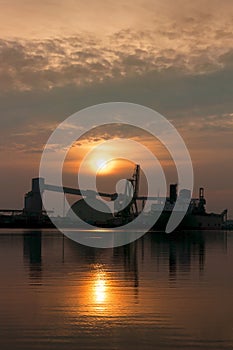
[0,0,232,216]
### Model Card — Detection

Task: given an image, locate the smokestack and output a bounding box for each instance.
[169,184,177,204]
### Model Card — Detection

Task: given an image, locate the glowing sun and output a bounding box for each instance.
[90,156,116,175]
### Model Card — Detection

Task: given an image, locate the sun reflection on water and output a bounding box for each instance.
[94,272,107,304]
[64,260,139,318]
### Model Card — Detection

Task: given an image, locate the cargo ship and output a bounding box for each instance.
[147,185,228,231]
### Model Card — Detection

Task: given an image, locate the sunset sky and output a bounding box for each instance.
[0,0,232,216]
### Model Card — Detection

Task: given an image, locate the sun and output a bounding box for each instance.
[95,158,116,174]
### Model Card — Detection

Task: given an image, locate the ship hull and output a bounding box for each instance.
[151,211,224,231]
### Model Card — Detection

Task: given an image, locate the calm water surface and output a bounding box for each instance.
[0,229,233,350]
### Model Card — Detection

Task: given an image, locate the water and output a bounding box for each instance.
[0,229,233,350]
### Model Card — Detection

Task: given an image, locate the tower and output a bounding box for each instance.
[24,178,45,215]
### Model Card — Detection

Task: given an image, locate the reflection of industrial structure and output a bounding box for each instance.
[0,165,228,229]
[22,229,228,285]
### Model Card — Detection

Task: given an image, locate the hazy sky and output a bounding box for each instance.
[0,0,232,216]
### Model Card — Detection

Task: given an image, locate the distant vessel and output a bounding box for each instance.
[148,186,227,231]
